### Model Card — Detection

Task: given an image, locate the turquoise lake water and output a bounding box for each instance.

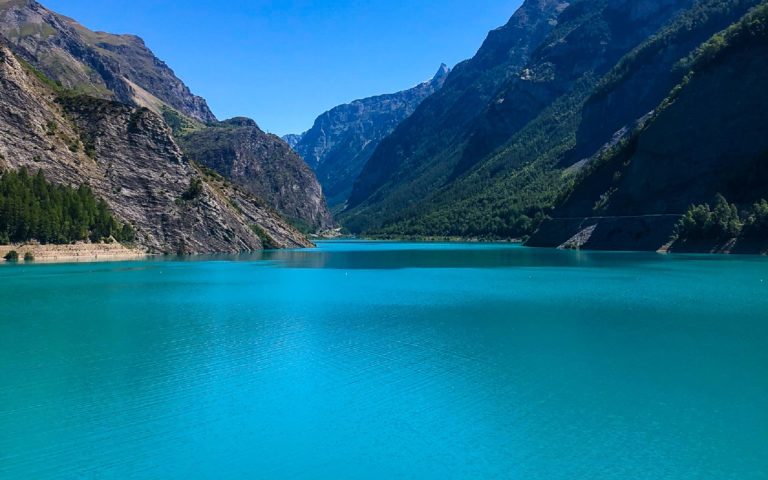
[1,241,767,479]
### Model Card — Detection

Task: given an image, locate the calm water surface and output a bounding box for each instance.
[1,241,767,479]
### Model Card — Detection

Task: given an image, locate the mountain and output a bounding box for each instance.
[0,0,335,251]
[0,42,311,252]
[0,0,216,123]
[528,1,768,253]
[341,0,570,230]
[282,134,302,150]
[287,64,450,209]
[178,118,335,233]
[341,0,767,254]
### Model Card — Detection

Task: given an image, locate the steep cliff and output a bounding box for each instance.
[288,64,450,209]
[178,118,334,233]
[282,134,302,150]
[0,43,311,252]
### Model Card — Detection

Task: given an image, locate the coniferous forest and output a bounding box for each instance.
[0,168,134,245]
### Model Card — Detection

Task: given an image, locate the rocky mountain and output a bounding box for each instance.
[0,42,311,253]
[341,0,768,253]
[282,134,302,150]
[529,1,768,252]
[178,118,334,233]
[0,0,337,252]
[287,64,450,209]
[0,0,216,123]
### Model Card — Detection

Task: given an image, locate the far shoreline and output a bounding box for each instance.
[339,236,768,256]
[335,235,525,244]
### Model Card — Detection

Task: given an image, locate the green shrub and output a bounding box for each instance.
[742,199,768,237]
[250,224,278,250]
[671,193,768,243]
[675,194,742,240]
[182,178,204,201]
[23,251,34,261]
[4,250,19,262]
[120,224,136,244]
[161,107,204,137]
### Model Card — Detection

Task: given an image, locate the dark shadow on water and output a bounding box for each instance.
[3,242,764,277]
[251,242,768,271]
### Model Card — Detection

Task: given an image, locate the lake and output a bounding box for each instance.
[1,241,767,479]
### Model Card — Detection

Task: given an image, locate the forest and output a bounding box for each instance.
[0,168,134,245]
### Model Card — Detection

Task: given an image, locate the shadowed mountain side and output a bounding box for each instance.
[288,64,450,210]
[179,118,334,233]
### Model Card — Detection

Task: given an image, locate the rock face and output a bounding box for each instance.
[287,64,450,209]
[282,134,302,150]
[178,118,335,232]
[0,43,311,252]
[0,0,329,252]
[0,0,216,123]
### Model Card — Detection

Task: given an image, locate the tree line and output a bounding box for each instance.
[0,168,134,245]
[675,194,768,241]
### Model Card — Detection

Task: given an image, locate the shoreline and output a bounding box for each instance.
[349,236,767,256]
[3,239,764,265]
[351,235,525,244]
[1,243,149,264]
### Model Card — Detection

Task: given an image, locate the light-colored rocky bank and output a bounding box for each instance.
[0,243,148,264]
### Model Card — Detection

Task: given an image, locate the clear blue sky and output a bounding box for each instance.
[44,0,522,135]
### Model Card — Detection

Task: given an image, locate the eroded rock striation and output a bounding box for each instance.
[179,118,334,233]
[0,43,311,253]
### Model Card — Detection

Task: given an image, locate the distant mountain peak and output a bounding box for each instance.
[432,63,451,82]
[291,65,451,209]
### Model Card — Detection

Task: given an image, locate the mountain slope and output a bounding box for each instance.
[178,118,334,233]
[342,0,569,228]
[0,0,216,123]
[0,42,310,252]
[288,64,450,209]
[0,0,337,234]
[529,2,768,252]
[377,0,758,241]
[341,0,766,244]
